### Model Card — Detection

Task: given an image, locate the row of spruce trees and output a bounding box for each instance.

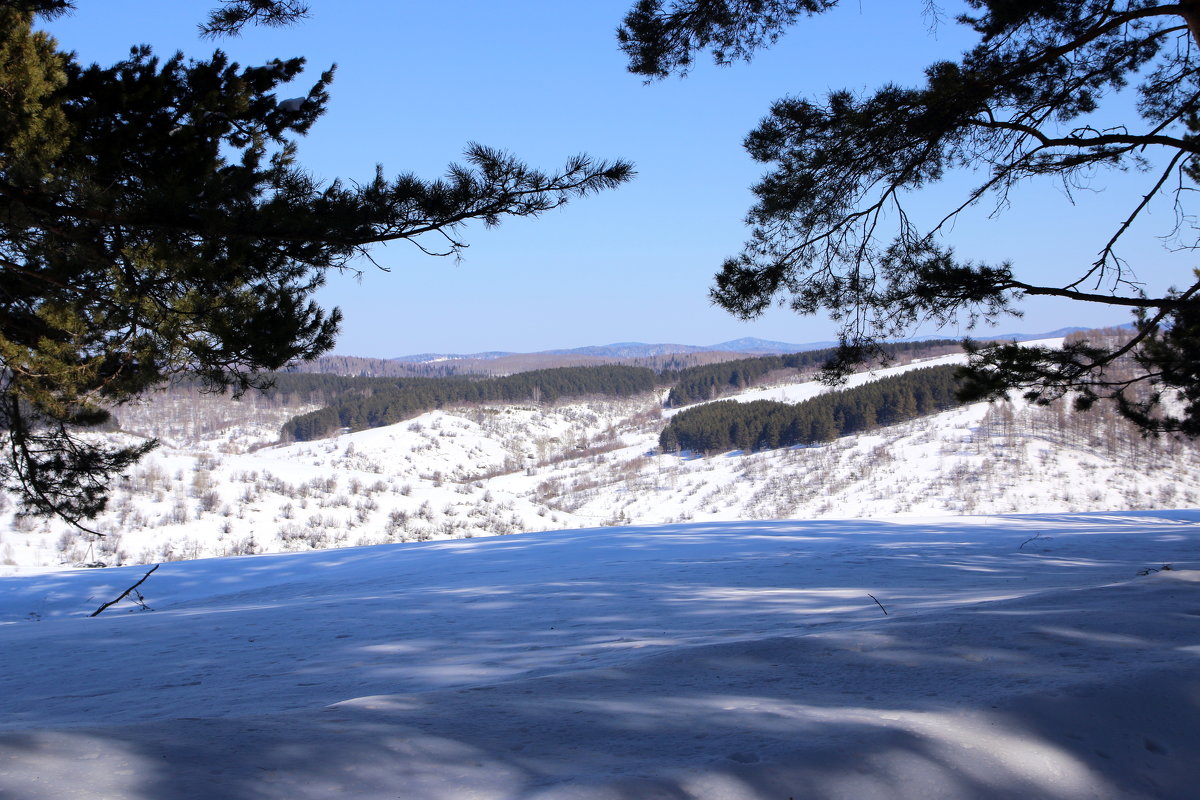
[281,366,659,441]
[660,365,963,454]
[664,340,961,407]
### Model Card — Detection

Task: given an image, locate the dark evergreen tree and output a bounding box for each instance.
[620,0,1200,433]
[1117,299,1200,436]
[0,2,631,525]
[808,409,837,443]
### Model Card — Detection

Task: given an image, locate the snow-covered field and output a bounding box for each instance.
[1,511,1197,798]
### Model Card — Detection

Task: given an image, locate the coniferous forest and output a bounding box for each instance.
[659,365,964,454]
[280,365,659,441]
[273,342,967,442]
[663,340,960,407]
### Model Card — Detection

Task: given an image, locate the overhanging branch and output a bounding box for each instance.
[1005,279,1200,310]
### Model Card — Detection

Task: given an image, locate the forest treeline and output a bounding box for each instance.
[664,340,960,407]
[660,365,964,454]
[280,365,658,441]
[273,341,967,442]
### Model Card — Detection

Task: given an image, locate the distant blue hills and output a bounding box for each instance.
[390,327,1095,363]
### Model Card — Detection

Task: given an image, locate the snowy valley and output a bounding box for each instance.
[2,343,1198,572]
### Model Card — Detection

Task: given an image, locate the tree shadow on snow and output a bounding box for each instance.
[1,516,1199,798]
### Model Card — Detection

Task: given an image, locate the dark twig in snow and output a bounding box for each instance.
[867,593,888,616]
[1019,534,1044,550]
[90,565,160,617]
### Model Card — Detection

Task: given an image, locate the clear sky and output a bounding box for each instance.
[42,1,1186,357]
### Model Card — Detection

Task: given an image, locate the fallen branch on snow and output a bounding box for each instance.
[1018,533,1044,550]
[867,593,888,616]
[90,564,160,617]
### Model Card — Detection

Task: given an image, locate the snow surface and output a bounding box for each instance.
[2,510,1198,799]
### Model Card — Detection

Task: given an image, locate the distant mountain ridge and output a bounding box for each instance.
[390,351,512,363]
[297,327,1098,379]
[389,338,823,363]
[388,327,1093,363]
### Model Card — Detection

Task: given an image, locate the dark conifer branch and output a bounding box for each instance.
[1077,148,1190,291]
[0,4,632,523]
[624,0,1200,434]
[1003,282,1197,310]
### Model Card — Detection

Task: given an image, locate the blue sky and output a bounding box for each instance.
[43,1,1185,357]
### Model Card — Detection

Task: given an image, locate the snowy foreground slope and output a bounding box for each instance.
[1,512,1198,799]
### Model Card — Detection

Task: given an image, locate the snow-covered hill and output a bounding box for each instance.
[1,511,1197,798]
[3,344,1199,571]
